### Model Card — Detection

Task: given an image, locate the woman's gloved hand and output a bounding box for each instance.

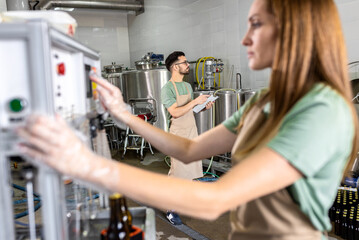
[90,73,132,127]
[16,114,98,179]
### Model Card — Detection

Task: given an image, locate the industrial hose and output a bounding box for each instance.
[196,57,215,89]
[12,183,42,219]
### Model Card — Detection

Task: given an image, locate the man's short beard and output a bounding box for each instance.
[180,69,190,75]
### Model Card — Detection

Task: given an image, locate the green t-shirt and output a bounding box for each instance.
[223,83,354,233]
[161,81,194,120]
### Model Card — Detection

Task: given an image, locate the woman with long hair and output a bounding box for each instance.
[18,0,358,239]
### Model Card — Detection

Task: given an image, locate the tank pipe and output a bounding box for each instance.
[204,100,216,173]
[37,0,144,12]
[214,73,216,87]
[229,65,234,88]
[218,72,221,87]
[195,57,205,89]
[236,73,243,109]
[202,57,214,89]
[236,73,242,90]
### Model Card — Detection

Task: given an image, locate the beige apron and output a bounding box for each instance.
[168,80,203,180]
[229,103,323,240]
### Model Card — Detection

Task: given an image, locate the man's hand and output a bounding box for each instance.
[205,101,214,110]
[194,95,209,105]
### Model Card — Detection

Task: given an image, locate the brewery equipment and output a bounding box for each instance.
[121,66,170,131]
[194,72,256,133]
[134,52,164,70]
[195,57,224,90]
[193,90,214,135]
[214,90,238,126]
[238,89,256,106]
[104,62,123,74]
[236,73,256,106]
[0,20,102,240]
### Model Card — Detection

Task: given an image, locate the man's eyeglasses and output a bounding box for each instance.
[174,61,189,66]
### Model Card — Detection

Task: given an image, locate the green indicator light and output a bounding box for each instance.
[9,99,24,112]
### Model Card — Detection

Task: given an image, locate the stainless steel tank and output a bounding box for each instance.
[121,67,170,131]
[194,90,214,135]
[106,73,122,89]
[102,63,124,91]
[214,90,238,126]
[237,89,256,106]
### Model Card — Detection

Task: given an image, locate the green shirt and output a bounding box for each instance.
[161,81,194,120]
[223,83,354,232]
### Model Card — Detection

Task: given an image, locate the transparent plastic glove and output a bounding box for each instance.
[89,72,131,129]
[16,114,118,183]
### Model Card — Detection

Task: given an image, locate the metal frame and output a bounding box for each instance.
[0,20,101,240]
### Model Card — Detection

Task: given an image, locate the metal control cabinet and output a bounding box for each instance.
[0,20,101,240]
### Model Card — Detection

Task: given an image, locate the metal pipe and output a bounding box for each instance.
[37,0,144,13]
[236,73,242,90]
[6,0,29,10]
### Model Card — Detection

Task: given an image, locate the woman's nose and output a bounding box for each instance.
[241,31,252,46]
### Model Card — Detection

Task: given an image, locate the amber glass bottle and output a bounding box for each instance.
[120,196,133,230]
[107,193,130,240]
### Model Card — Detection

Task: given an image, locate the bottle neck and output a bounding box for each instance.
[109,198,123,221]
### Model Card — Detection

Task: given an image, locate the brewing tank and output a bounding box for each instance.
[214,90,238,126]
[106,73,122,89]
[102,63,124,92]
[237,89,256,106]
[121,67,170,131]
[193,90,214,135]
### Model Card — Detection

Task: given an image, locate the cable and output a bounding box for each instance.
[12,183,42,220]
[13,183,40,198]
[196,57,215,89]
[14,198,41,205]
[15,220,40,228]
[15,201,41,219]
[164,155,171,168]
[218,72,221,87]
[202,172,220,178]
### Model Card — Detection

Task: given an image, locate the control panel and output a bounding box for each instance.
[0,39,31,129]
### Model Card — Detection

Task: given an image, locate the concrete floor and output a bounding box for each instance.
[10,148,231,240]
[115,149,231,240]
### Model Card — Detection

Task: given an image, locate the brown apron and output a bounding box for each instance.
[168,80,203,180]
[229,103,323,240]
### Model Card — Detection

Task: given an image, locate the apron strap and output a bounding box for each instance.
[170,80,180,98]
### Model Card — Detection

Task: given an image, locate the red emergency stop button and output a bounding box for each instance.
[57,63,65,75]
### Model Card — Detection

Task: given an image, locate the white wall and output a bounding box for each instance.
[69,9,131,69]
[336,0,359,63]
[0,0,6,11]
[127,0,359,90]
[1,0,358,88]
[127,0,269,90]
